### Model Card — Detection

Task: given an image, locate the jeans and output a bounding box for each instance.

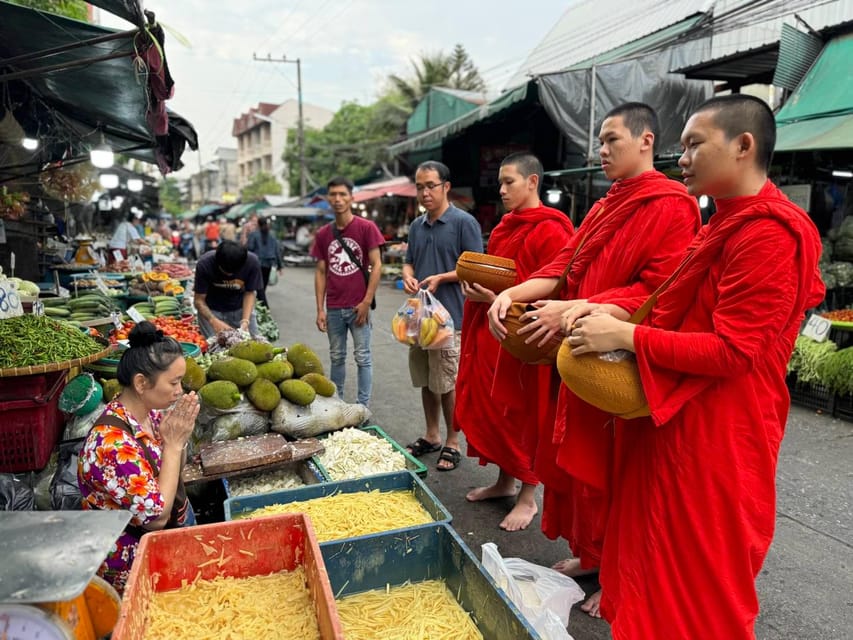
[326,307,372,406]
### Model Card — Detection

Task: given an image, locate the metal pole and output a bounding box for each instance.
[586,65,597,165]
[296,58,306,198]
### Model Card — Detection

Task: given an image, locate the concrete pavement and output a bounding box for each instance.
[266,266,852,640]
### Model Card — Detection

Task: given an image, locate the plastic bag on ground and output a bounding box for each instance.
[209,410,269,442]
[270,395,371,439]
[0,473,35,511]
[50,439,85,510]
[482,542,584,640]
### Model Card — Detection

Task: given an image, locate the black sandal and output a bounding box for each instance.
[405,437,441,458]
[436,446,461,471]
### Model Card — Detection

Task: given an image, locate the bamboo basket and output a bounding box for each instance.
[0,338,114,378]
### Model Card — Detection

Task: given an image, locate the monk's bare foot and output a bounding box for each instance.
[551,558,598,578]
[499,500,538,532]
[466,484,517,502]
[580,589,603,618]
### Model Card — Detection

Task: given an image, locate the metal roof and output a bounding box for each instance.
[505,0,711,88]
[675,42,779,84]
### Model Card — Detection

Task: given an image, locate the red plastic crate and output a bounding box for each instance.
[113,513,344,640]
[0,371,66,472]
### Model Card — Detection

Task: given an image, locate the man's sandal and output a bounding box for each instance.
[405,437,441,458]
[436,446,461,471]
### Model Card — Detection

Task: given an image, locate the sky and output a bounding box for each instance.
[101,1,571,179]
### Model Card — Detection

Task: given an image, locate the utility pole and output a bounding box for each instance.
[253,53,306,197]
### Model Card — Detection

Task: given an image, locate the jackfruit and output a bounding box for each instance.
[279,379,316,406]
[208,356,258,387]
[246,378,281,412]
[229,340,281,364]
[182,357,207,391]
[286,343,324,377]
[301,372,336,398]
[199,380,242,410]
[256,360,294,383]
[100,378,122,402]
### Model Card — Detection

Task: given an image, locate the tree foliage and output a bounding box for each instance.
[10,0,88,20]
[388,44,486,110]
[283,99,404,194]
[241,171,282,202]
[158,177,183,215]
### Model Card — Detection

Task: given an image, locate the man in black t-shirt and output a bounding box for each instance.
[194,241,264,337]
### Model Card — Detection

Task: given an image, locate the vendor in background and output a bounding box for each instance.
[247,216,283,307]
[194,240,263,337]
[108,212,149,263]
[77,322,200,594]
[203,216,220,252]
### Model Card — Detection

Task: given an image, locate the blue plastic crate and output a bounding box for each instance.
[223,471,452,539]
[221,458,325,499]
[320,523,540,640]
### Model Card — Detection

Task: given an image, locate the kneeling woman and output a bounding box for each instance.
[78,321,200,594]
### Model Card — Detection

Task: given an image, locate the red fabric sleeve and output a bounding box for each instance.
[634,220,798,377]
[587,196,698,310]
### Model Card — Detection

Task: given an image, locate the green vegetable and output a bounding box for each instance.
[0,315,104,368]
[255,302,279,343]
[822,347,853,395]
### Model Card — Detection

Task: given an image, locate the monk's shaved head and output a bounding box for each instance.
[694,95,776,171]
[604,102,659,153]
[501,152,544,182]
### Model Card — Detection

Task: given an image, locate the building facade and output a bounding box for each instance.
[186,147,238,207]
[232,100,334,198]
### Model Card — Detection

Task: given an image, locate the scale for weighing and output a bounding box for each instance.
[0,511,129,640]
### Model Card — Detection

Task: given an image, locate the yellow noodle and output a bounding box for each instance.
[336,580,484,640]
[238,490,432,542]
[143,567,320,640]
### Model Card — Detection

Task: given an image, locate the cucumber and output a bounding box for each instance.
[43,307,71,317]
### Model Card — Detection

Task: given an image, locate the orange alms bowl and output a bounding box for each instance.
[455,251,517,293]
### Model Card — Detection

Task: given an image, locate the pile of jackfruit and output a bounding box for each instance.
[184,340,334,413]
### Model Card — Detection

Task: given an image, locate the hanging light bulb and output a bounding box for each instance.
[21,137,39,151]
[99,173,119,189]
[127,178,144,192]
[90,130,114,169]
[546,189,562,204]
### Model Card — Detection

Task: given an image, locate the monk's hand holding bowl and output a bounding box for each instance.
[567,313,636,356]
[519,298,587,348]
[487,291,514,341]
[461,281,496,304]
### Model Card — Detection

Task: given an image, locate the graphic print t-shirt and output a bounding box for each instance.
[194,251,263,311]
[311,217,384,309]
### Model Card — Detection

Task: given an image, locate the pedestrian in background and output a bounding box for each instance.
[403,161,483,471]
[311,176,384,406]
[247,216,283,307]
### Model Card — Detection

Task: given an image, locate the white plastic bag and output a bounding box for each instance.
[270,395,371,439]
[482,543,584,640]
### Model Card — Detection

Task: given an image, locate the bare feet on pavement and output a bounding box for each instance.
[466,484,518,502]
[551,557,598,578]
[580,589,603,618]
[499,500,538,532]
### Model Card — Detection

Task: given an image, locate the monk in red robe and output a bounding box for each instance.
[562,95,825,638]
[488,103,700,615]
[455,152,574,531]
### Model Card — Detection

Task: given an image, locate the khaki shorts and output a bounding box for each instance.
[408,332,461,395]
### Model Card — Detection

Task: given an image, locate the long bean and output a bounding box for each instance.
[0,315,103,368]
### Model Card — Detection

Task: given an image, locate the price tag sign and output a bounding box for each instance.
[127,306,146,323]
[0,280,23,319]
[801,313,831,342]
[94,273,111,296]
[32,300,44,317]
[113,250,124,263]
[111,310,123,329]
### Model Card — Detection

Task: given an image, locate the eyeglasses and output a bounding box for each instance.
[415,181,446,192]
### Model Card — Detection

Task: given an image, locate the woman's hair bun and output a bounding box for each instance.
[128,321,165,349]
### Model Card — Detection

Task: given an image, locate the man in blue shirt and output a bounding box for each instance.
[403,161,483,470]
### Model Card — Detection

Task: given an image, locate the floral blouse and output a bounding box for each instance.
[77,400,175,594]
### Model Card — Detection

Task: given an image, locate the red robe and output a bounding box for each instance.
[455,205,574,483]
[529,171,701,567]
[600,181,825,638]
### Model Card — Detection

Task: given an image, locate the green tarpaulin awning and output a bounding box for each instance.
[226,201,270,220]
[775,32,853,152]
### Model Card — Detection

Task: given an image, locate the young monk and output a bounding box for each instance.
[562,94,824,638]
[488,103,700,615]
[455,152,574,531]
